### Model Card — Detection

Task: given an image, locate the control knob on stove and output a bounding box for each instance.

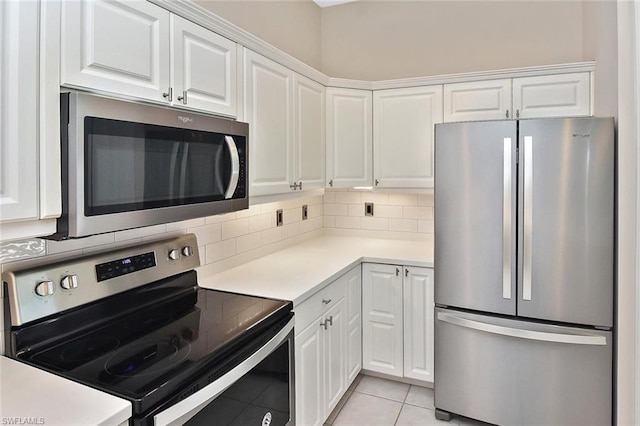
[182,246,194,257]
[60,274,78,290]
[168,249,180,260]
[34,280,55,297]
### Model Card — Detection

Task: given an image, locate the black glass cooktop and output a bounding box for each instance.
[10,271,292,416]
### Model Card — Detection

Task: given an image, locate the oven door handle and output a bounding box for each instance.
[224,135,240,199]
[153,317,294,426]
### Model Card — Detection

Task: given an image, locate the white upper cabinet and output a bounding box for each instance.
[61,0,237,117]
[326,88,373,188]
[294,74,326,191]
[513,72,590,119]
[443,79,512,122]
[244,49,295,196]
[171,15,237,117]
[443,72,590,122]
[373,85,443,188]
[0,0,61,241]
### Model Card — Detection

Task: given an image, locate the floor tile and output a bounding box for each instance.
[404,385,434,409]
[354,375,410,402]
[396,405,459,426]
[326,390,352,425]
[333,392,402,426]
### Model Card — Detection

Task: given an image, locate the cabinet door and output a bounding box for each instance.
[324,298,347,416]
[403,266,434,383]
[326,88,373,188]
[373,85,443,188]
[0,0,39,223]
[61,0,170,102]
[345,266,362,385]
[244,49,294,196]
[295,317,325,426]
[443,79,512,122]
[362,263,403,377]
[513,72,590,118]
[171,15,237,117]
[294,74,325,190]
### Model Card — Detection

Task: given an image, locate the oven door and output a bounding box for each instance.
[153,317,295,426]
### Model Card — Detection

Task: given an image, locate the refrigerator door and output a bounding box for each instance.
[518,118,614,327]
[434,307,612,426]
[435,121,517,315]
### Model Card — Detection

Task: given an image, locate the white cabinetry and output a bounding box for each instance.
[295,266,361,426]
[61,0,237,117]
[373,86,442,188]
[0,0,61,241]
[244,49,325,196]
[362,263,434,384]
[326,88,373,188]
[444,72,590,122]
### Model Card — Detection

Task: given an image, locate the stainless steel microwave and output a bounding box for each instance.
[50,92,248,240]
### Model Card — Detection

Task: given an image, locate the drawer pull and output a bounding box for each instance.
[320,320,328,330]
[322,298,332,305]
[326,316,333,327]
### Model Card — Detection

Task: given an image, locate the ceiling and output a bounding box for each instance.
[313,0,357,8]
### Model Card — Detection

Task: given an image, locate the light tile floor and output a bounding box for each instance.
[324,375,492,426]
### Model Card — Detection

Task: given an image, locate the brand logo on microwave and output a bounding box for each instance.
[178,116,194,123]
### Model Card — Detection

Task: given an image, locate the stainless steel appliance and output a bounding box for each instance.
[3,234,294,425]
[434,117,614,425]
[51,92,249,240]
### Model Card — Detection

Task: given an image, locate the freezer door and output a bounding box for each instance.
[434,308,612,426]
[518,118,614,327]
[435,121,517,315]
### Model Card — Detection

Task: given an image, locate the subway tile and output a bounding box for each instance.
[336,191,363,204]
[324,216,336,228]
[362,217,389,231]
[197,245,206,266]
[221,218,250,240]
[115,224,167,242]
[282,222,301,240]
[362,192,389,204]
[336,216,362,229]
[417,194,435,206]
[236,205,262,218]
[205,239,237,263]
[187,223,222,246]
[283,207,303,224]
[389,218,418,232]
[324,203,349,216]
[348,204,365,217]
[300,216,323,233]
[323,191,336,204]
[236,232,262,253]
[375,205,403,218]
[418,220,434,233]
[206,212,237,224]
[250,213,273,233]
[262,227,284,245]
[388,193,418,206]
[403,206,431,220]
[166,217,206,232]
[46,233,114,255]
[308,203,323,219]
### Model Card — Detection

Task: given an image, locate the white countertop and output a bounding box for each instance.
[0,356,131,426]
[198,236,433,306]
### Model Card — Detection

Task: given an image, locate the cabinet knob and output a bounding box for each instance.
[405,268,409,277]
[375,179,380,186]
[396,267,400,276]
[328,179,333,187]
[506,110,509,118]
[162,88,173,102]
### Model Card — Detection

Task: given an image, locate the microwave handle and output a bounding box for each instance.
[224,136,240,199]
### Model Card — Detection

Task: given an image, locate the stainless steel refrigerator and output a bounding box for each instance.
[433,117,614,425]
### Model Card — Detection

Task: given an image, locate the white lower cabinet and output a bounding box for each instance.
[362,263,434,384]
[295,265,361,426]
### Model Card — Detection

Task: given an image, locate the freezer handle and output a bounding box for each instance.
[502,137,512,300]
[437,311,607,346]
[523,136,533,300]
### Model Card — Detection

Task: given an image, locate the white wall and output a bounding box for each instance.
[320,0,585,80]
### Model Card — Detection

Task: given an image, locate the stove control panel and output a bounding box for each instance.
[3,234,200,326]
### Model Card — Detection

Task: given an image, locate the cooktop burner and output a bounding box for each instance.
[60,336,121,363]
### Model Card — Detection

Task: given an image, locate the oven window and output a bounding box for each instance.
[84,117,245,216]
[184,340,292,426]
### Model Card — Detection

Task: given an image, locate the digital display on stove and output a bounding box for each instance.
[95,251,156,282]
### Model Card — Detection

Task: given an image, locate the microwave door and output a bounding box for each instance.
[224,136,240,199]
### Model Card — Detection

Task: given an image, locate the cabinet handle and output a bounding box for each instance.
[320,320,328,330]
[329,179,333,187]
[326,316,333,327]
[396,267,400,276]
[299,181,303,190]
[177,91,187,104]
[322,298,332,305]
[375,179,380,186]
[516,109,520,118]
[290,182,298,190]
[505,110,509,118]
[405,268,409,277]
[162,88,173,102]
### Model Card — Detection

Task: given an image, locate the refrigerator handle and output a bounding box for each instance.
[503,138,512,300]
[437,312,607,346]
[523,136,533,301]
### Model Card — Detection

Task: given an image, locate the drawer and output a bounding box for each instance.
[295,275,346,333]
